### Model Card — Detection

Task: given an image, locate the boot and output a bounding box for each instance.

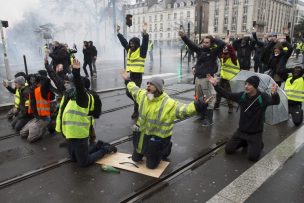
[214,102,220,110]
[202,109,214,127]
[228,106,233,114]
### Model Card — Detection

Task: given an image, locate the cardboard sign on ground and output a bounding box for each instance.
[96,152,170,178]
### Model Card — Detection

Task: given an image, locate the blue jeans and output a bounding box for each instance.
[67,137,107,167]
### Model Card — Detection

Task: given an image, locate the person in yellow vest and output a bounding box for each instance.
[56,59,117,167]
[20,73,54,142]
[295,41,302,59]
[2,72,28,120]
[282,66,304,126]
[10,76,32,131]
[117,23,149,119]
[121,70,211,169]
[214,38,240,114]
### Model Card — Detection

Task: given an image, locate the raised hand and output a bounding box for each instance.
[202,95,214,104]
[143,22,148,33]
[116,25,121,33]
[72,59,81,69]
[178,29,185,37]
[271,83,278,94]
[224,36,230,44]
[2,80,8,87]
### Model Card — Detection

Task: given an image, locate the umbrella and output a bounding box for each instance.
[229,70,289,125]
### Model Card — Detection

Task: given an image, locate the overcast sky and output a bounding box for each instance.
[0,0,39,26]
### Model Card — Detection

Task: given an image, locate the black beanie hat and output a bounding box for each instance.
[246,76,260,89]
[129,37,140,48]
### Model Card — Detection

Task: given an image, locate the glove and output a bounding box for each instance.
[104,145,117,154]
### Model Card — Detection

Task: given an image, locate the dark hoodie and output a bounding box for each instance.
[117,33,149,58]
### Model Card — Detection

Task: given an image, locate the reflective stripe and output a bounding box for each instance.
[139,94,146,116]
[182,104,189,118]
[222,68,238,75]
[175,104,182,118]
[127,59,145,63]
[139,114,172,127]
[145,126,173,135]
[66,109,88,117]
[15,95,20,98]
[223,64,239,70]
[285,93,304,100]
[37,107,51,111]
[126,63,145,67]
[130,86,140,100]
[285,90,304,94]
[36,100,50,104]
[158,97,168,120]
[63,121,89,127]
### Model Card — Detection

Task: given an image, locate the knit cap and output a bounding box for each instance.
[147,77,164,92]
[245,76,260,89]
[14,76,25,86]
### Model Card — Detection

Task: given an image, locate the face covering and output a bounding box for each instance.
[274,53,279,57]
[147,92,154,101]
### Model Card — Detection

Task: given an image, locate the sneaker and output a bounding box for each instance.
[104,145,118,154]
[131,111,139,119]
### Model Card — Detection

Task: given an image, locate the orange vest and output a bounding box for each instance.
[28,86,51,117]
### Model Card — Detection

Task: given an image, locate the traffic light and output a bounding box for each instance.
[1,20,9,28]
[126,14,133,27]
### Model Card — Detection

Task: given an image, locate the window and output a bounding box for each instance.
[155,15,157,21]
[225,0,229,6]
[149,16,152,22]
[243,6,248,15]
[168,33,170,38]
[214,26,218,32]
[143,16,145,23]
[187,11,190,18]
[242,25,247,32]
[234,0,238,5]
[214,18,218,26]
[138,17,140,24]
[168,13,171,20]
[215,9,219,16]
[231,25,236,31]
[244,0,248,4]
[243,16,247,24]
[149,24,152,32]
[160,14,163,21]
[224,17,228,24]
[232,17,236,24]
[180,12,184,19]
[160,23,163,31]
[154,24,157,31]
[154,33,157,39]
[160,33,163,38]
[174,13,177,19]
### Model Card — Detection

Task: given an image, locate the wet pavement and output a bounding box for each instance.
[0,58,303,202]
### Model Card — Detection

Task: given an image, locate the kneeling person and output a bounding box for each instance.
[121,71,210,169]
[56,59,116,167]
[208,75,280,161]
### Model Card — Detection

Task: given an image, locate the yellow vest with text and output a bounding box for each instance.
[127,82,197,153]
[126,48,145,73]
[220,58,240,81]
[55,94,94,139]
[285,77,304,102]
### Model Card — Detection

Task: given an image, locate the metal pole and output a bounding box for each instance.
[290,0,296,43]
[23,55,28,76]
[187,22,191,72]
[159,47,162,70]
[199,6,202,42]
[0,21,12,80]
[112,0,116,35]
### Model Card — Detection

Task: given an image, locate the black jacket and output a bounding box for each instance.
[49,45,70,71]
[117,33,149,58]
[215,85,280,134]
[90,46,97,57]
[83,47,92,62]
[232,38,255,69]
[181,36,225,78]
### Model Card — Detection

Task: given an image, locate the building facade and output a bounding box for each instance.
[295,0,304,24]
[208,0,293,37]
[124,0,209,47]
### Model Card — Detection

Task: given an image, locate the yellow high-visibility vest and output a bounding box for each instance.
[285,77,304,102]
[220,58,240,81]
[126,48,145,73]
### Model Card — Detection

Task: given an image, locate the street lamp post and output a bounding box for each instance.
[0,20,12,81]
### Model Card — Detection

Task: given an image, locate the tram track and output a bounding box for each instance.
[0,85,197,189]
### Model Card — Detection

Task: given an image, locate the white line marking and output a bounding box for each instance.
[207,125,304,203]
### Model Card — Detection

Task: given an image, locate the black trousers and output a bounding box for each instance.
[215,78,233,108]
[126,72,143,113]
[225,130,263,161]
[83,61,93,77]
[254,61,263,73]
[67,137,107,167]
